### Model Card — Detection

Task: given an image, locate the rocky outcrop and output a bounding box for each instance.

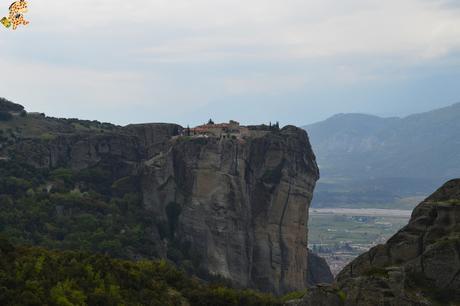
[141,125,319,294]
[307,251,334,286]
[288,179,460,305]
[0,97,24,112]
[2,117,323,294]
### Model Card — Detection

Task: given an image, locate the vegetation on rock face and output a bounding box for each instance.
[0,160,159,260]
[0,111,326,296]
[0,158,289,305]
[0,237,280,306]
[0,112,118,146]
[0,158,303,304]
[0,158,217,280]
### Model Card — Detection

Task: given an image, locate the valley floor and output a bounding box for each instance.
[308,208,411,275]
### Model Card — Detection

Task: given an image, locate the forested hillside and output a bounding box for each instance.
[0,159,162,261]
[0,237,282,305]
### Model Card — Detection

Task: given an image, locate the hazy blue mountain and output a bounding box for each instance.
[304,102,460,208]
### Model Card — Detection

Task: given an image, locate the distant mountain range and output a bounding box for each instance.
[304,102,460,208]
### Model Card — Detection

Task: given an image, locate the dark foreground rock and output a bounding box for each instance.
[288,179,460,305]
[307,251,334,286]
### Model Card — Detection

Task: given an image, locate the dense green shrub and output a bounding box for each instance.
[0,237,281,306]
[0,160,157,259]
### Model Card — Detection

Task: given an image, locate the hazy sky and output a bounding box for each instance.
[1,0,460,126]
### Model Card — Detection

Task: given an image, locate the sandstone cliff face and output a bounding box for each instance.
[141,125,319,294]
[3,119,323,294]
[288,179,460,306]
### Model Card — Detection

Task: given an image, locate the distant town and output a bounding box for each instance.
[308,208,411,275]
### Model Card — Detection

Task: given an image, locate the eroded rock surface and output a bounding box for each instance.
[141,125,320,294]
[288,179,460,305]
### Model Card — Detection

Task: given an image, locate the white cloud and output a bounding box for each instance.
[223,73,309,95]
[10,0,457,61]
[1,0,460,125]
[3,0,459,65]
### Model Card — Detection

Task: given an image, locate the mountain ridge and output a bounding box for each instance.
[303,101,460,208]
